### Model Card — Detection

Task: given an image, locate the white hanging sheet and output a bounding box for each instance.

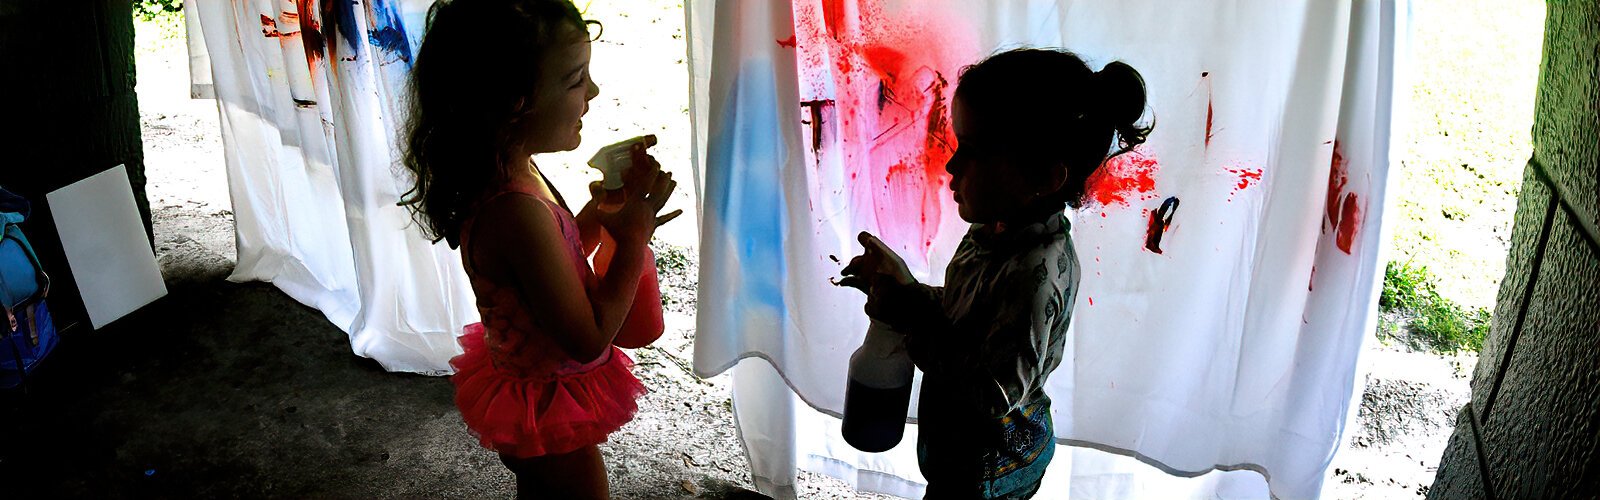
[191,0,477,374]
[686,1,1408,498]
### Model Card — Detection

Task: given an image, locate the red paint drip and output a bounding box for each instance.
[1327,141,1348,225]
[1336,193,1361,254]
[297,0,326,63]
[777,35,797,48]
[1088,297,1094,306]
[1083,148,1160,208]
[1324,140,1362,254]
[1143,197,1180,254]
[821,0,848,40]
[1205,100,1214,147]
[1145,210,1165,254]
[261,14,282,38]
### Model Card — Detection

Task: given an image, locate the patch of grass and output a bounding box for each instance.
[1380,260,1431,312]
[1378,261,1492,354]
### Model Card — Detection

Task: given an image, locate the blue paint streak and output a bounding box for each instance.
[367,0,413,66]
[705,61,790,322]
[327,0,362,53]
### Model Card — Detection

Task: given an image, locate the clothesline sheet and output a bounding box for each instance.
[686,1,1406,498]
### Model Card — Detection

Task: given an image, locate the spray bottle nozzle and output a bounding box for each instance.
[587,135,658,190]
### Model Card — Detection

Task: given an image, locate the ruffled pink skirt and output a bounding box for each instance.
[450,323,647,458]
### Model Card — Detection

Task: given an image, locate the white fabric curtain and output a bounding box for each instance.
[191,0,477,374]
[687,1,1409,499]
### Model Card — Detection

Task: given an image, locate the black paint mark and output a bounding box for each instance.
[800,99,834,155]
[922,72,953,152]
[1144,196,1180,254]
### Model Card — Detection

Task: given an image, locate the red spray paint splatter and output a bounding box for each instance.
[1083,147,1161,208]
[792,0,976,267]
[777,35,797,48]
[1325,140,1363,254]
[1223,165,1263,202]
[1088,297,1094,306]
[1227,166,1263,191]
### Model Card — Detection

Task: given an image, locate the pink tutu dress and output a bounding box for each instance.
[450,176,662,458]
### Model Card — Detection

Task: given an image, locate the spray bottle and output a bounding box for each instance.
[842,319,915,452]
[587,134,659,208]
[586,134,665,347]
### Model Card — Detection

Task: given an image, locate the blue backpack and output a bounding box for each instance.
[0,186,56,390]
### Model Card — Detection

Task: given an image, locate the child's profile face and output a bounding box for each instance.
[947,96,1039,224]
[517,24,600,155]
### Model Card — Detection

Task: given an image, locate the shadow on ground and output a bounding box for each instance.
[0,207,766,499]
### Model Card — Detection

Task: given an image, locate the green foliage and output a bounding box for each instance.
[134,0,182,21]
[1415,296,1490,353]
[1380,261,1431,312]
[1379,260,1492,353]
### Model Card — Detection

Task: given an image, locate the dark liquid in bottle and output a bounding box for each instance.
[842,379,913,452]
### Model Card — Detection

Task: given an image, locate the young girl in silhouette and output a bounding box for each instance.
[400,1,679,498]
[840,48,1152,499]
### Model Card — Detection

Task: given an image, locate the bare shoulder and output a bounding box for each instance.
[467,193,563,277]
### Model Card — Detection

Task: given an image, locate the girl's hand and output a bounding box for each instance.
[575,181,606,252]
[837,231,917,318]
[597,149,678,246]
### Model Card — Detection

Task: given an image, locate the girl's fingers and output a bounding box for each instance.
[857,231,891,255]
[655,209,683,227]
[656,180,677,211]
[835,275,870,291]
[840,253,871,277]
[627,148,662,185]
[650,174,675,210]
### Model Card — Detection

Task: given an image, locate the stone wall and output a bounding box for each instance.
[1429,2,1600,498]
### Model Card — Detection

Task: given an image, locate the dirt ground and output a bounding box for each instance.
[0,4,1477,499]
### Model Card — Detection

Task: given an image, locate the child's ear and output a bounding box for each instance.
[1044,161,1071,193]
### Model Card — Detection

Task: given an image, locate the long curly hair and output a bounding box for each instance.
[399,0,597,248]
[955,48,1153,209]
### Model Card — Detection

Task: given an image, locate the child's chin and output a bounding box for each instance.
[956,205,979,223]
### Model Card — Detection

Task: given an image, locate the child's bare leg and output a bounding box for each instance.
[499,445,609,500]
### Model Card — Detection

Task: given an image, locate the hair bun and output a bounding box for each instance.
[1090,61,1152,151]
